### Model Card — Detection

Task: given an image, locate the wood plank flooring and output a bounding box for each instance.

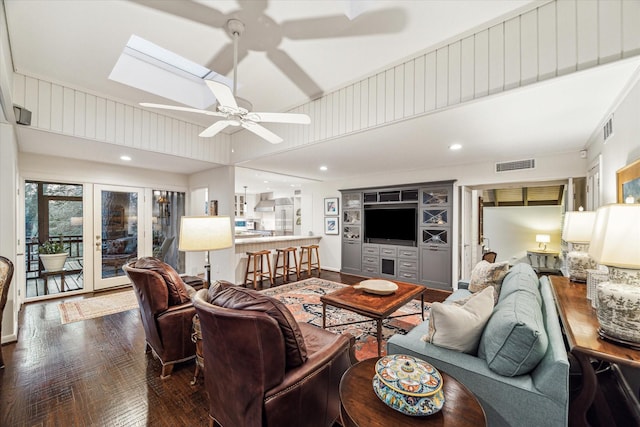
[4,271,442,426]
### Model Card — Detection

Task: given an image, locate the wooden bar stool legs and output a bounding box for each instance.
[299,244,321,278]
[243,250,273,290]
[273,247,300,284]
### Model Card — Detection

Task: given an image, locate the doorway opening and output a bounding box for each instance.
[25,181,84,299]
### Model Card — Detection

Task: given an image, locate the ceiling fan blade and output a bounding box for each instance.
[241,122,283,144]
[281,8,406,39]
[199,120,233,138]
[205,43,248,76]
[248,112,311,124]
[267,49,323,99]
[205,80,238,109]
[140,102,226,117]
[130,0,227,29]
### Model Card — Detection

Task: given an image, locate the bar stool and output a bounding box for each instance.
[273,247,300,284]
[299,244,321,278]
[243,250,273,289]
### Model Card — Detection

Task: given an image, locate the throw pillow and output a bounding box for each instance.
[134,257,191,306]
[478,290,548,376]
[469,260,510,302]
[422,286,495,354]
[207,280,234,301]
[211,286,308,368]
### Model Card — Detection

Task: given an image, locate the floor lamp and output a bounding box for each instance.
[179,216,233,288]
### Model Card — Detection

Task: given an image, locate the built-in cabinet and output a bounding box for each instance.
[341,192,362,274]
[340,182,454,290]
[419,186,452,290]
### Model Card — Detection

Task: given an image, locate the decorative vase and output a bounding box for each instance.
[372,354,445,416]
[40,253,68,271]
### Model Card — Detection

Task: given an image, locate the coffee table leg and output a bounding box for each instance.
[377,319,382,356]
[421,294,425,320]
[322,302,326,329]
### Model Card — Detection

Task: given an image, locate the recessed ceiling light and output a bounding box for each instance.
[449,144,462,151]
[263,180,269,183]
[320,165,328,171]
[120,155,132,161]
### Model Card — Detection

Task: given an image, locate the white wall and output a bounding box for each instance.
[1,123,18,344]
[483,206,563,265]
[587,73,640,204]
[188,166,235,283]
[303,151,585,274]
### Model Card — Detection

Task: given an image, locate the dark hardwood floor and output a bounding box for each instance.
[2,270,633,426]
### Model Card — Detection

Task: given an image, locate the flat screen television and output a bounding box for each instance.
[364,207,417,246]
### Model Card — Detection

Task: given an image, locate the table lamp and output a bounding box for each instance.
[562,211,597,282]
[535,234,550,251]
[588,204,640,347]
[179,216,232,287]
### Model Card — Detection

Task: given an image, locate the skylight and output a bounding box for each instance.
[109,35,233,110]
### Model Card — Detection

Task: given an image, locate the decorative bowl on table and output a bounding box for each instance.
[372,354,445,416]
[353,279,398,295]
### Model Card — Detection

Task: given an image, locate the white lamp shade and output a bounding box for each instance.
[562,211,596,243]
[179,216,233,252]
[588,204,640,269]
[535,234,550,244]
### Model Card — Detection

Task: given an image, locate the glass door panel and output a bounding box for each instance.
[94,185,143,290]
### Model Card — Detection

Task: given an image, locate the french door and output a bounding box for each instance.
[93,185,144,290]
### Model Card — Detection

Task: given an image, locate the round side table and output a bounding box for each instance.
[339,357,486,427]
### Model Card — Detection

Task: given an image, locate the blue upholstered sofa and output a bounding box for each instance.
[387,263,569,427]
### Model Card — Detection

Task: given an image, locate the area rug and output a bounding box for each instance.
[59,290,138,324]
[261,278,429,361]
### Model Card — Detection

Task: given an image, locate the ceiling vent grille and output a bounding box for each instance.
[495,159,536,173]
[603,116,614,141]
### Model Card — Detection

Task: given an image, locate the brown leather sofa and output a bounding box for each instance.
[123,257,198,379]
[192,284,354,427]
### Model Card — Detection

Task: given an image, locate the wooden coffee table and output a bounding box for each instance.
[320,279,425,356]
[340,358,486,427]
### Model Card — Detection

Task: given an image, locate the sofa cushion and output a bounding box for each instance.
[134,257,190,305]
[207,280,235,301]
[469,260,510,302]
[498,263,541,305]
[423,286,495,354]
[478,289,548,376]
[211,286,308,368]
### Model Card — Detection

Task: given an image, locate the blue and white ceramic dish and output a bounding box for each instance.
[372,354,445,416]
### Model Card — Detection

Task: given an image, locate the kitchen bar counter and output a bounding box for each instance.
[234,235,322,284]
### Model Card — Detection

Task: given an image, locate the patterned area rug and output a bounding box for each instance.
[262,278,429,361]
[59,290,138,324]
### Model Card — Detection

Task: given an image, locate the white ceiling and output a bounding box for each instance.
[4,0,640,194]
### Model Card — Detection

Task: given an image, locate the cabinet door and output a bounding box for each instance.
[420,247,452,290]
[341,240,362,274]
[421,207,450,227]
[420,187,451,206]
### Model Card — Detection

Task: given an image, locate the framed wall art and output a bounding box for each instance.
[324,197,339,216]
[324,217,339,235]
[617,158,640,204]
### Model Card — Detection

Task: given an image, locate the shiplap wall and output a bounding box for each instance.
[232,0,640,161]
[11,74,231,164]
[10,0,640,165]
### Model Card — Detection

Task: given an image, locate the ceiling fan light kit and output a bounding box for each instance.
[137,18,311,144]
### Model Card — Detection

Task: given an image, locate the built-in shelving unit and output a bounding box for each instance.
[340,181,454,290]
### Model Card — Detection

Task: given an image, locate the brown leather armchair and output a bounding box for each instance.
[123,257,197,379]
[192,286,354,427]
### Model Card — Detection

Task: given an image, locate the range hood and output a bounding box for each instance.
[255,199,275,212]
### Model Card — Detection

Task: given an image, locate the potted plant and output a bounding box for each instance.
[39,237,68,271]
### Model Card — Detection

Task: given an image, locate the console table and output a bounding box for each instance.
[549,276,640,427]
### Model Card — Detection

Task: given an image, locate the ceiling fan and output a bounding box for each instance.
[140,19,310,144]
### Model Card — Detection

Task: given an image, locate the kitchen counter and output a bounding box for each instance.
[233,235,322,284]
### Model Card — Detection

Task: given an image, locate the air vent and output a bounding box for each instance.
[495,159,536,173]
[603,116,614,141]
